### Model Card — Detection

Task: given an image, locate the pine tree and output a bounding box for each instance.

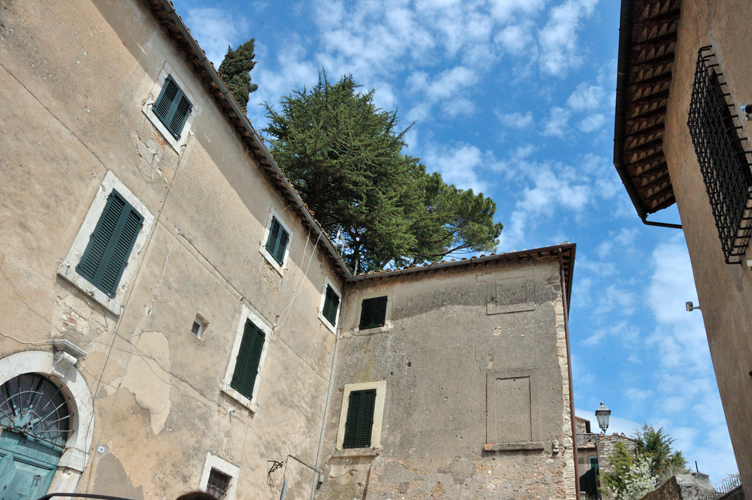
[263,72,503,273]
[218,39,258,113]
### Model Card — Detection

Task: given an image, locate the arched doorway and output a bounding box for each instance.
[0,373,71,500]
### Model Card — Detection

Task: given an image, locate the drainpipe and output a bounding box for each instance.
[559,249,580,500]
[309,325,340,500]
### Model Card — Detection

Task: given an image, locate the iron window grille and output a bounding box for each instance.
[206,468,231,499]
[687,46,752,264]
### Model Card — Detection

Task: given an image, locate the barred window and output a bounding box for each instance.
[687,46,752,264]
[206,468,231,499]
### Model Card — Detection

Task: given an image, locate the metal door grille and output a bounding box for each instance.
[687,46,752,264]
[0,373,71,450]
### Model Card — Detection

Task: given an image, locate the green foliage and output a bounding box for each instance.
[263,72,503,273]
[601,425,690,500]
[634,424,689,481]
[218,39,258,113]
[602,442,635,495]
[619,456,658,500]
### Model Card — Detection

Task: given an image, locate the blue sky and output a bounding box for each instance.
[173,0,737,483]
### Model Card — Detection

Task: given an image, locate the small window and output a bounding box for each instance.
[192,314,207,339]
[206,468,231,499]
[343,389,377,449]
[76,189,143,298]
[359,296,388,330]
[322,285,340,326]
[230,319,265,400]
[590,457,599,473]
[265,217,289,265]
[153,75,192,139]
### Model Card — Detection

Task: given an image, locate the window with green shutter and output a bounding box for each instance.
[343,389,377,449]
[322,285,340,326]
[76,190,143,298]
[265,217,289,265]
[359,296,388,329]
[230,319,265,400]
[153,76,193,139]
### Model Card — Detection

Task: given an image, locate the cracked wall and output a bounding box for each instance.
[316,258,577,500]
[0,0,340,498]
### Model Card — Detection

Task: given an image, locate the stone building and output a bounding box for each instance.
[576,416,636,499]
[612,0,752,496]
[0,0,578,499]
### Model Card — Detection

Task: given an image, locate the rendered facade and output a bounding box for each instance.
[613,0,752,497]
[0,0,578,499]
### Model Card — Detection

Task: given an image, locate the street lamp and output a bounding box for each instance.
[595,402,611,434]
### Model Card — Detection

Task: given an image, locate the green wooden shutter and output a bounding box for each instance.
[322,285,340,326]
[230,319,265,400]
[153,76,192,139]
[76,190,143,297]
[265,217,289,265]
[343,389,377,449]
[359,296,388,329]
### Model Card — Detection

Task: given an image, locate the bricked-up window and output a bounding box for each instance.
[206,468,231,499]
[688,46,752,264]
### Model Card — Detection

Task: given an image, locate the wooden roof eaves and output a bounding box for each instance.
[614,0,682,220]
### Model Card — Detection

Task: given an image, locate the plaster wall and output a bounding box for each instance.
[0,0,342,498]
[661,0,752,495]
[316,257,576,500]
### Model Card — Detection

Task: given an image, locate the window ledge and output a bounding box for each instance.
[484,442,545,452]
[352,323,392,336]
[332,448,378,459]
[221,386,258,413]
[259,246,285,276]
[57,265,123,316]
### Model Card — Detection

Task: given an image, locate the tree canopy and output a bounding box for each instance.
[218,39,258,113]
[263,72,503,273]
[601,425,689,499]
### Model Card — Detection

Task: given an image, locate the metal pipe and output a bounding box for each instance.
[281,480,287,500]
[641,217,683,229]
[559,248,580,500]
[310,321,340,500]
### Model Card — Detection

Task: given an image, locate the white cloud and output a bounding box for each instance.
[567,83,606,111]
[542,106,571,137]
[185,8,250,66]
[497,111,535,128]
[578,114,607,132]
[422,143,490,193]
[538,0,599,77]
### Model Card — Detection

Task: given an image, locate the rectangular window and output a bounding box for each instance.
[359,296,388,330]
[206,468,231,499]
[322,285,340,326]
[230,319,265,400]
[192,314,207,339]
[343,389,377,449]
[265,217,289,265]
[76,190,143,298]
[687,47,752,264]
[153,75,193,139]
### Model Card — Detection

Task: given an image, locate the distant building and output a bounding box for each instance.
[0,0,580,499]
[612,0,751,497]
[576,416,636,499]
